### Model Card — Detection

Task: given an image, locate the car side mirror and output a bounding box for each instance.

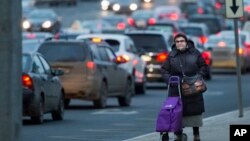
[52,69,64,76]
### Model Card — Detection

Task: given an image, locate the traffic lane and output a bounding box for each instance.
[21,74,250,141]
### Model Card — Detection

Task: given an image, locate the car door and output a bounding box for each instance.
[32,55,52,111]
[106,47,126,93]
[38,55,60,109]
[97,46,117,93]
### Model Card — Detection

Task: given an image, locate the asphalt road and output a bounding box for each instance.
[21,73,250,141]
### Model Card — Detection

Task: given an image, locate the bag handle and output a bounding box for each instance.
[167,76,182,99]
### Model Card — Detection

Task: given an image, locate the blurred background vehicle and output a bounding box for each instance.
[101,14,130,31]
[179,23,210,45]
[205,35,250,73]
[154,5,183,21]
[22,32,53,42]
[126,30,173,82]
[22,51,64,124]
[22,8,61,33]
[37,40,133,108]
[129,9,155,29]
[110,0,140,15]
[77,34,147,94]
[35,0,77,6]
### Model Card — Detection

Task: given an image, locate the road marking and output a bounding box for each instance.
[92,108,138,115]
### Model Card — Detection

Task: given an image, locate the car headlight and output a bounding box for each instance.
[23,20,31,29]
[141,55,151,62]
[101,0,110,7]
[144,0,152,3]
[42,21,52,28]
[130,3,138,11]
[113,4,120,11]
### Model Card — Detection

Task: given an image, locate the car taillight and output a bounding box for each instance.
[148,18,156,25]
[54,33,60,40]
[244,6,250,12]
[244,42,250,48]
[169,13,178,21]
[117,55,130,62]
[127,18,135,26]
[22,74,33,90]
[215,2,222,9]
[218,41,226,47]
[201,51,211,65]
[199,36,208,44]
[117,22,126,30]
[238,48,244,55]
[156,52,168,62]
[26,33,36,39]
[86,61,95,70]
[197,7,204,14]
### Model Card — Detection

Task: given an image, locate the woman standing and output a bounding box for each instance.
[161,33,209,141]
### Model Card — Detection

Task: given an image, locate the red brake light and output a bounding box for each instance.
[197,7,204,14]
[244,42,250,48]
[169,13,178,21]
[127,18,135,26]
[54,33,60,40]
[199,36,208,44]
[201,51,211,65]
[22,74,33,89]
[86,61,95,70]
[245,6,250,12]
[26,33,36,39]
[215,2,222,9]
[117,22,126,30]
[156,52,168,62]
[148,18,156,25]
[218,41,226,47]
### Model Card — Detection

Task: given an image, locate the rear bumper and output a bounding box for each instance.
[145,64,164,82]
[23,88,38,116]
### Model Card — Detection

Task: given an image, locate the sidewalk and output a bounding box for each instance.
[124,107,250,141]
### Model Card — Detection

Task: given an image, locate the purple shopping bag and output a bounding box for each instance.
[155,96,183,132]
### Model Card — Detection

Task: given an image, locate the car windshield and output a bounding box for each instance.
[38,43,87,62]
[28,10,53,18]
[189,17,220,34]
[128,34,167,52]
[102,17,125,25]
[132,11,153,19]
[206,37,239,48]
[180,27,202,36]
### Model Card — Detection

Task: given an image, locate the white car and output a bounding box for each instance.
[77,34,147,94]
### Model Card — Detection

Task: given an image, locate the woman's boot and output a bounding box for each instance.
[161,132,169,141]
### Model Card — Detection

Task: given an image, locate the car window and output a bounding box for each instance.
[128,34,168,52]
[90,45,101,61]
[98,47,110,61]
[126,39,138,54]
[147,25,174,33]
[106,48,116,62]
[189,17,221,34]
[32,55,45,74]
[104,39,120,52]
[38,55,51,74]
[22,54,31,72]
[38,42,87,62]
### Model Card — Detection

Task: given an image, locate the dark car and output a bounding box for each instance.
[147,20,182,37]
[111,0,140,14]
[126,30,173,82]
[101,15,129,31]
[22,9,61,33]
[22,52,64,124]
[188,14,225,34]
[37,40,133,108]
[129,9,155,29]
[179,23,210,45]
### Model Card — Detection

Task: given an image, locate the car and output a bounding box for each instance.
[22,9,61,33]
[129,9,156,29]
[179,23,210,45]
[37,40,133,108]
[80,19,113,33]
[22,39,44,52]
[205,35,250,73]
[154,5,183,21]
[244,0,250,20]
[35,0,77,6]
[77,34,147,94]
[111,0,140,15]
[101,15,130,31]
[22,51,64,124]
[146,20,182,37]
[126,30,173,82]
[188,14,225,34]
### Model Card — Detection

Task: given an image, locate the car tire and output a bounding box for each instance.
[52,92,64,121]
[31,98,44,124]
[118,79,132,107]
[64,99,70,108]
[93,81,107,108]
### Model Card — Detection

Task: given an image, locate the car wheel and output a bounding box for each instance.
[64,99,70,108]
[93,81,107,108]
[52,92,64,121]
[31,98,44,124]
[118,79,132,107]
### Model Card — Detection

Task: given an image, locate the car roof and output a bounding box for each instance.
[77,34,129,41]
[125,30,169,35]
[179,23,207,28]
